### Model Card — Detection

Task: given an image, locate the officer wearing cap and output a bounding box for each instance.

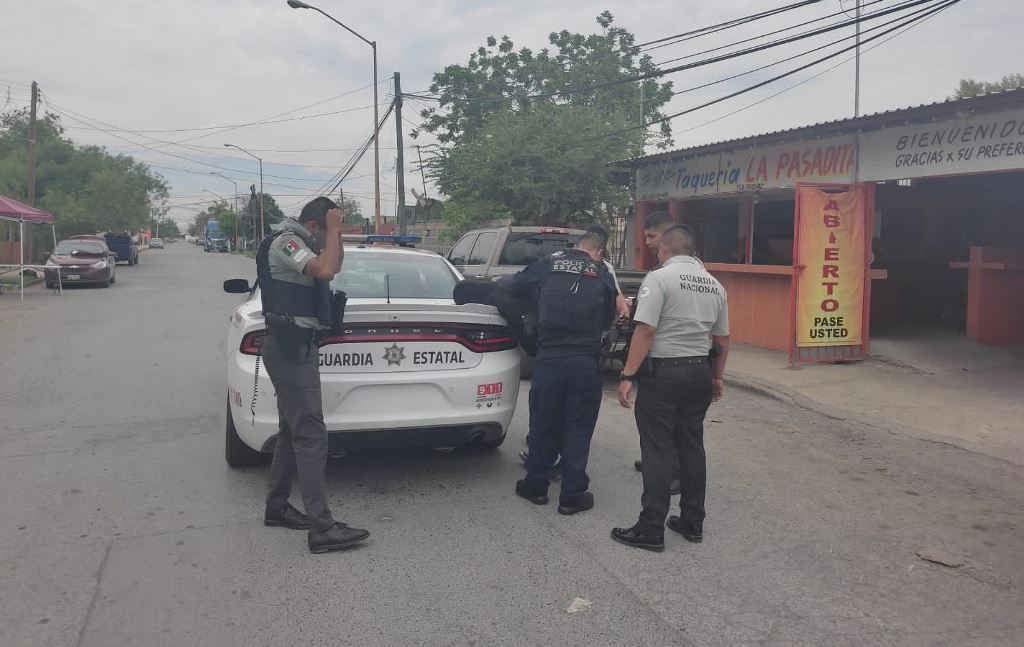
[508,230,617,515]
[257,196,370,554]
[612,224,730,551]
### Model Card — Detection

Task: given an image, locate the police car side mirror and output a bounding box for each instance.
[223,278,251,294]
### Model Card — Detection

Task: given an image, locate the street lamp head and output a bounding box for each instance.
[286,0,312,8]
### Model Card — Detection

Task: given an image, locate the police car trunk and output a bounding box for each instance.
[229,243,521,455]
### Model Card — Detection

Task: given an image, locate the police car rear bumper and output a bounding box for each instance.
[259,422,504,452]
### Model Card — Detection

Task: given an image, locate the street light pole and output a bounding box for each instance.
[286,0,381,234]
[224,144,264,242]
[209,172,240,247]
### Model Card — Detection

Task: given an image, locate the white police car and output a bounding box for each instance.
[222,239,521,467]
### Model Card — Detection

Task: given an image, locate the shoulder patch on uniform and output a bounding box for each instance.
[639,286,651,298]
[292,248,313,264]
[282,238,301,257]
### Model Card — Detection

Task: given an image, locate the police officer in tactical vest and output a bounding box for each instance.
[508,231,617,515]
[612,225,730,551]
[257,196,370,554]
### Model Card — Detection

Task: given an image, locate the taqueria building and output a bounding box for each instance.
[625,88,1024,361]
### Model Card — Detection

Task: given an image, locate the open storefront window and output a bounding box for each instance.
[751,198,795,266]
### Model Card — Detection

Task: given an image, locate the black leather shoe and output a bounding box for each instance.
[308,522,370,554]
[557,492,594,516]
[669,479,681,496]
[611,524,664,552]
[515,479,548,505]
[264,503,310,530]
[633,459,643,472]
[666,516,703,543]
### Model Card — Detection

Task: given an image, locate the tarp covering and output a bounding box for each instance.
[0,194,54,224]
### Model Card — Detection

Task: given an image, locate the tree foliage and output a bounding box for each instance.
[953,74,1024,99]
[0,108,168,239]
[419,12,673,233]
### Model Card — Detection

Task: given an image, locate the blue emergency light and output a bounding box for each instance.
[342,234,422,247]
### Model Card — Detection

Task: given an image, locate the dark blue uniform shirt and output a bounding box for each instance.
[508,249,617,359]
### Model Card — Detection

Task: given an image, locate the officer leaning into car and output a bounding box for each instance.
[507,230,618,515]
[256,196,370,554]
[612,224,730,552]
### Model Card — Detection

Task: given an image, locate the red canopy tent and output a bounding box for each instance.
[0,195,59,300]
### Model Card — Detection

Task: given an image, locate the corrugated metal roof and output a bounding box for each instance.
[622,86,1024,167]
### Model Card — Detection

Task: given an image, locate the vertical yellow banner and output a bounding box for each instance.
[795,188,865,347]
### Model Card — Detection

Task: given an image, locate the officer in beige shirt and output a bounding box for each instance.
[611,224,730,552]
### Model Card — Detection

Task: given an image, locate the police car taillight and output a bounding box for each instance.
[240,330,265,355]
[539,227,568,234]
[318,324,517,353]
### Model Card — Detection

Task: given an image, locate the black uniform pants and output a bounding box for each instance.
[262,330,336,533]
[524,354,603,501]
[635,361,713,531]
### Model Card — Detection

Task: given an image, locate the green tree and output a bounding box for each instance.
[340,195,365,226]
[418,12,673,234]
[241,192,285,237]
[0,108,168,242]
[953,74,1024,99]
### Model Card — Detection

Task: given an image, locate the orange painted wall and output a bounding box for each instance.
[708,267,792,351]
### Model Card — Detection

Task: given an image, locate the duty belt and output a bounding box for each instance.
[265,315,321,342]
[650,356,709,366]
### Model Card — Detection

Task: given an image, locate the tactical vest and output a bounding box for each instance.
[536,250,609,352]
[255,232,333,328]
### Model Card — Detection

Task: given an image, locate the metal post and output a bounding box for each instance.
[52,224,62,295]
[372,42,381,234]
[393,72,406,235]
[258,158,265,242]
[19,218,24,302]
[855,0,861,117]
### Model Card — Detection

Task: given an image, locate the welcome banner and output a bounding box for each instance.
[794,187,866,347]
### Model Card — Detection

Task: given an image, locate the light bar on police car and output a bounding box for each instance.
[341,234,422,247]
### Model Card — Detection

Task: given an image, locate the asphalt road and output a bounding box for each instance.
[1,242,1022,647]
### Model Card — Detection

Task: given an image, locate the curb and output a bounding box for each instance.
[723,369,1022,466]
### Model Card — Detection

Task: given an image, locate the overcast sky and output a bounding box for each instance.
[0,0,1017,227]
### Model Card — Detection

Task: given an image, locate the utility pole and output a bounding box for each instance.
[393,72,406,236]
[416,145,428,198]
[854,0,861,117]
[25,81,38,262]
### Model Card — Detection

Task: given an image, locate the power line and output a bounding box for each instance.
[637,0,826,51]
[412,0,939,106]
[673,0,957,137]
[654,0,903,66]
[667,0,945,99]
[584,0,961,144]
[60,102,375,134]
[43,97,348,185]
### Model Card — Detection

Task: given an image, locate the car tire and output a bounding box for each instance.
[225,399,263,467]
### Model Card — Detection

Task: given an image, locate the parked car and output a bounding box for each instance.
[45,239,117,288]
[102,232,139,266]
[221,242,520,467]
[447,225,646,372]
[150,237,164,249]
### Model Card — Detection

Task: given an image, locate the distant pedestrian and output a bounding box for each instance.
[612,225,730,551]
